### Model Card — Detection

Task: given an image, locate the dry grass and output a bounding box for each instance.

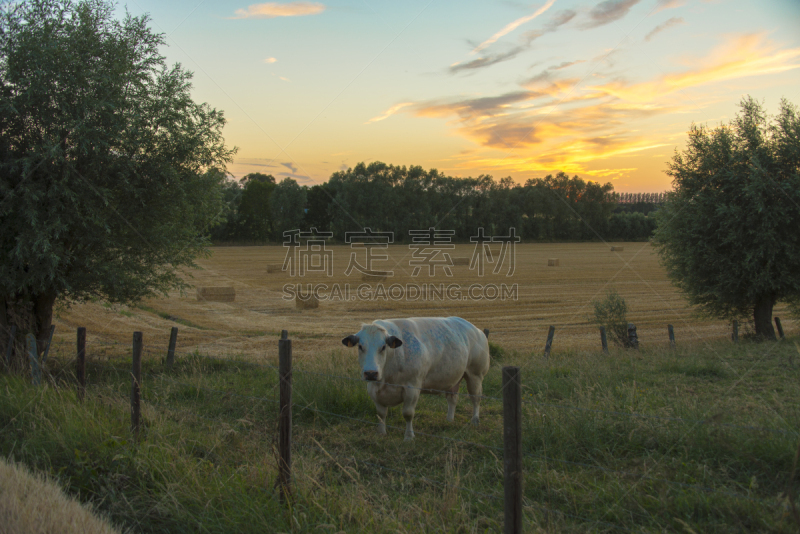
[0,458,120,534]
[196,286,235,302]
[296,293,320,310]
[49,243,794,363]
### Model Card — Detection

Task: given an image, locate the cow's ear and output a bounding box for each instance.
[342,335,359,348]
[386,336,403,349]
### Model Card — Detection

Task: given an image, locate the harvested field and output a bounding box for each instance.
[50,243,794,362]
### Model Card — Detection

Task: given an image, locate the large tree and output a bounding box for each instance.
[652,97,800,339]
[238,177,275,241]
[0,0,235,361]
[270,177,307,240]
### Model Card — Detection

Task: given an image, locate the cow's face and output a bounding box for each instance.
[342,325,402,381]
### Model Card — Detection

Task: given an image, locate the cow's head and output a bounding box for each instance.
[342,324,402,381]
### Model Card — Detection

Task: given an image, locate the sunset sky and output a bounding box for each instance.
[121,0,800,192]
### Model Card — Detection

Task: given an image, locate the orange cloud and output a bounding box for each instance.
[592,33,800,101]
[365,102,413,124]
[232,2,325,19]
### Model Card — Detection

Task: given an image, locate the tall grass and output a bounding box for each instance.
[1,337,799,532]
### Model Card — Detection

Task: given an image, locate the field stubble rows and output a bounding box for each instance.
[51,243,793,363]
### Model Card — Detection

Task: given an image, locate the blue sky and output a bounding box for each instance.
[119,0,800,191]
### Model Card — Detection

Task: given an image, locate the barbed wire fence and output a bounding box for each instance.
[3,322,798,532]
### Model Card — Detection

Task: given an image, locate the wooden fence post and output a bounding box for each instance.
[41,325,55,365]
[131,332,142,438]
[732,320,739,343]
[166,327,178,369]
[77,327,86,402]
[775,317,785,340]
[668,324,675,348]
[544,326,555,358]
[277,334,292,502]
[5,324,16,369]
[503,366,522,534]
[27,334,40,386]
[627,323,639,350]
[599,326,608,354]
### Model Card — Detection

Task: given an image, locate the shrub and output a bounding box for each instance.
[591,289,630,347]
[488,341,506,362]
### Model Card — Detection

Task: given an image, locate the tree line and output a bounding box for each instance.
[211,163,661,243]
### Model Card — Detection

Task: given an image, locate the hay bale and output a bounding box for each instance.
[361,271,388,282]
[547,258,559,267]
[196,286,235,302]
[610,246,624,252]
[0,458,121,534]
[266,264,284,273]
[452,257,471,266]
[295,294,319,310]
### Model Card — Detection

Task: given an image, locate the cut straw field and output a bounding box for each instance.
[49,242,794,362]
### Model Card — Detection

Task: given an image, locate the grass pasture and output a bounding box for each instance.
[1,336,799,533]
[4,241,799,532]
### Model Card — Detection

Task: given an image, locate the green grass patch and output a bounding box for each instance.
[135,304,207,330]
[2,338,799,532]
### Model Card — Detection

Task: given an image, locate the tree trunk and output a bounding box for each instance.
[753,296,776,340]
[0,298,8,360]
[32,290,57,358]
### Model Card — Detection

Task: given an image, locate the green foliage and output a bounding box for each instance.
[210,163,665,243]
[325,163,620,241]
[0,0,235,343]
[488,341,506,362]
[652,97,800,339]
[304,183,334,231]
[209,179,243,241]
[607,211,658,241]
[270,177,307,239]
[591,289,630,347]
[237,178,275,241]
[240,172,275,184]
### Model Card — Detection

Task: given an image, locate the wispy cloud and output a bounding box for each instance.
[408,35,800,179]
[281,162,298,174]
[471,0,556,54]
[582,0,640,29]
[450,46,527,74]
[232,2,325,19]
[524,60,585,85]
[365,102,413,124]
[654,0,685,13]
[645,17,684,41]
[592,33,800,101]
[450,9,575,74]
[263,57,277,63]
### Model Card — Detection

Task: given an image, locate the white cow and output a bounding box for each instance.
[342,317,490,440]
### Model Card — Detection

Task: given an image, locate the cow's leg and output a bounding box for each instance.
[374,401,388,435]
[465,373,483,425]
[446,379,461,422]
[402,388,421,441]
